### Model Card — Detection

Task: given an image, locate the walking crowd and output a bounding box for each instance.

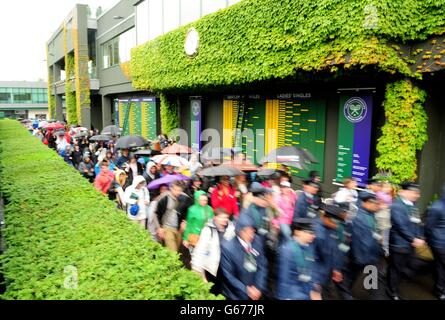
[26,120,445,301]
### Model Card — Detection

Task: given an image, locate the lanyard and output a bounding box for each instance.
[291,241,311,276]
[364,212,377,232]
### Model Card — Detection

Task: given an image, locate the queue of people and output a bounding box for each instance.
[26,122,445,301]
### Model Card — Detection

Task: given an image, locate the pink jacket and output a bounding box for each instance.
[273,190,297,226]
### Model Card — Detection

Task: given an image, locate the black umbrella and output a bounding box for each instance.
[259,146,318,169]
[257,168,280,177]
[73,131,89,139]
[116,135,150,149]
[101,125,122,136]
[199,165,245,177]
[89,134,112,142]
[201,147,243,162]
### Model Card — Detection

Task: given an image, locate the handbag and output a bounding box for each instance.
[130,203,140,216]
[188,234,200,247]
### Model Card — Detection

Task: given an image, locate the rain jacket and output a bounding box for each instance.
[426,185,445,249]
[124,175,150,221]
[183,191,214,241]
[211,184,239,217]
[293,192,316,220]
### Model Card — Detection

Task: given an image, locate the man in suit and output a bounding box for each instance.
[313,204,350,298]
[293,179,320,220]
[220,213,268,300]
[425,184,445,300]
[276,217,322,300]
[337,192,384,299]
[386,182,425,300]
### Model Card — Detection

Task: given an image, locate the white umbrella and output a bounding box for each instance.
[151,154,190,167]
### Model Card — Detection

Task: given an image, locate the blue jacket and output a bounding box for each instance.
[389,197,422,252]
[425,186,445,249]
[313,220,347,286]
[276,239,319,300]
[220,236,268,300]
[293,193,316,221]
[351,207,383,265]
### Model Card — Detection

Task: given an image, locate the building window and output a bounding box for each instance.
[136,0,150,45]
[148,0,163,40]
[0,92,11,103]
[180,0,201,26]
[202,0,226,16]
[163,0,180,34]
[13,93,32,103]
[102,28,135,68]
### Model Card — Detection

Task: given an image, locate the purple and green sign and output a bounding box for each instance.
[335,93,373,187]
[190,98,202,152]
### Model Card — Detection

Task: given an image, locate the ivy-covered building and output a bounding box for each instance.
[130,0,445,211]
[45,0,161,139]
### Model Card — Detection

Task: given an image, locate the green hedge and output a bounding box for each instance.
[160,93,180,135]
[0,120,220,300]
[131,0,445,92]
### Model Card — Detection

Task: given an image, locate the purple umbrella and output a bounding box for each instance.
[147,174,191,190]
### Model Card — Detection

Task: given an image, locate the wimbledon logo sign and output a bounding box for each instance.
[344,97,368,123]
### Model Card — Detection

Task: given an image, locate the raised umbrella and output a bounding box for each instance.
[147,174,191,190]
[200,147,243,162]
[101,125,122,136]
[43,123,65,130]
[89,134,112,142]
[133,149,160,157]
[161,143,192,155]
[151,154,190,167]
[199,164,246,177]
[222,159,258,172]
[259,146,318,169]
[115,135,150,149]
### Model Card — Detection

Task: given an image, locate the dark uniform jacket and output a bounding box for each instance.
[220,236,268,300]
[425,186,445,250]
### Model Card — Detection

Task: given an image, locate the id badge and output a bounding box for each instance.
[410,217,421,224]
[298,274,311,283]
[338,243,350,253]
[258,228,268,236]
[244,255,257,273]
[372,232,383,241]
[307,211,316,219]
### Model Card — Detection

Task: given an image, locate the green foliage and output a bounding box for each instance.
[65,53,77,125]
[160,93,179,135]
[131,0,445,92]
[376,80,428,183]
[0,120,221,300]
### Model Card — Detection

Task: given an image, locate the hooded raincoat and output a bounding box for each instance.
[183,191,214,241]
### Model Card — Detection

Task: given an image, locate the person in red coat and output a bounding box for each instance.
[211,176,239,219]
[94,160,115,195]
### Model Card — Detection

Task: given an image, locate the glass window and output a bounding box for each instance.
[148,0,163,40]
[13,93,32,103]
[0,92,11,103]
[163,0,180,34]
[180,0,201,26]
[112,39,120,65]
[136,0,150,45]
[119,28,136,63]
[202,0,226,16]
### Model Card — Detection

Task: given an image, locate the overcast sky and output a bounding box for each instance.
[0,0,117,82]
